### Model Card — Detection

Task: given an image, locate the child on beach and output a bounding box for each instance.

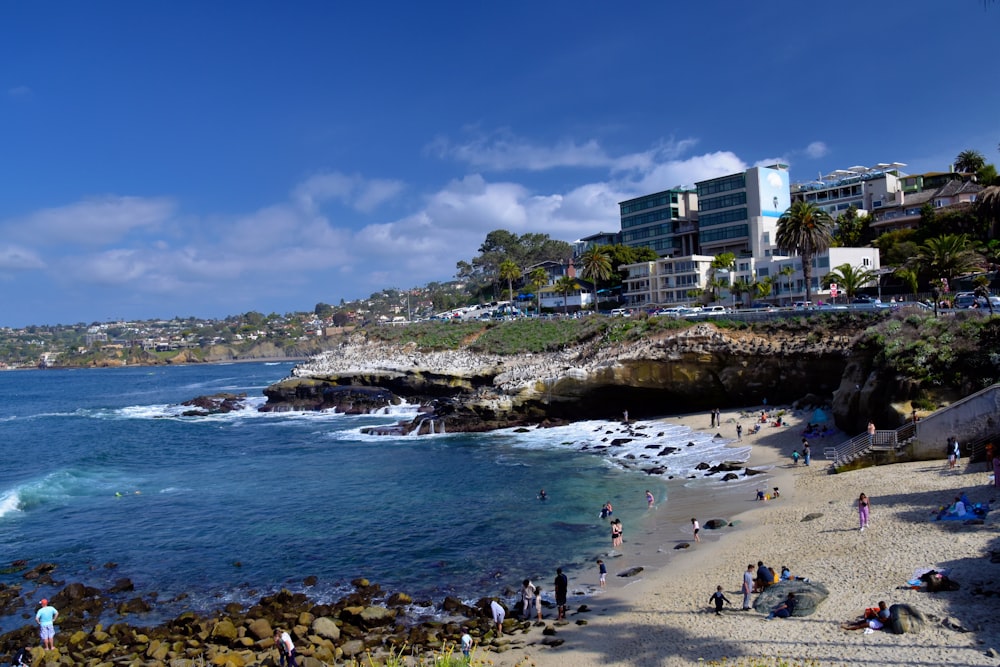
[460,627,473,661]
[691,517,701,543]
[791,450,800,464]
[708,585,732,616]
[598,559,607,587]
[646,489,654,508]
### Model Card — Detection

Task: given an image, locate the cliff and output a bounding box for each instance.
[262,322,878,433]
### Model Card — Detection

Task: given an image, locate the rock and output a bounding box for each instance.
[311,617,340,641]
[721,473,739,481]
[942,616,969,632]
[386,592,412,606]
[888,603,925,634]
[674,543,690,549]
[107,578,134,593]
[704,519,728,530]
[801,513,823,522]
[180,393,250,416]
[247,617,273,641]
[211,618,239,642]
[753,581,829,616]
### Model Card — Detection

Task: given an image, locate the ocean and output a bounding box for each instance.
[0,362,758,632]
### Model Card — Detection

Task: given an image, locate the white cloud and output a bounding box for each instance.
[293,171,404,213]
[7,196,175,246]
[806,141,829,159]
[631,151,747,193]
[7,85,31,98]
[430,131,612,171]
[0,245,45,270]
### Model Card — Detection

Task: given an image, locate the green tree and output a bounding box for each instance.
[912,234,983,284]
[822,263,877,301]
[528,267,549,315]
[554,276,579,314]
[753,276,773,301]
[776,201,834,304]
[976,185,1000,241]
[774,265,795,305]
[580,247,612,308]
[498,259,521,304]
[973,275,994,315]
[599,244,658,285]
[731,278,753,308]
[708,253,736,303]
[314,302,334,319]
[954,149,986,174]
[831,205,873,247]
[894,266,919,298]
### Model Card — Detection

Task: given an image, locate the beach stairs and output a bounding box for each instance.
[827,423,917,470]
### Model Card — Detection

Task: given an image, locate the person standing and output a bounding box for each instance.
[35,599,58,651]
[460,627,473,662]
[803,441,811,466]
[534,586,543,621]
[646,489,654,508]
[597,559,607,588]
[867,420,876,444]
[947,436,956,468]
[554,568,568,620]
[741,564,754,610]
[274,629,298,667]
[691,517,701,543]
[490,600,506,636]
[521,579,536,619]
[736,423,743,440]
[952,437,961,468]
[858,492,870,532]
[709,585,732,616]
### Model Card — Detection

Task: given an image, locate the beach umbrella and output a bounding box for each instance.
[811,408,829,423]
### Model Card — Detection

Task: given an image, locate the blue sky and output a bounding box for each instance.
[2,1,998,327]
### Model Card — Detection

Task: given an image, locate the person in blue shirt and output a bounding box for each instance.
[35,599,58,650]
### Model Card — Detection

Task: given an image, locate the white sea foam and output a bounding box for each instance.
[0,489,21,518]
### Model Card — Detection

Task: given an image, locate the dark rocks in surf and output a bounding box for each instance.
[180,392,250,416]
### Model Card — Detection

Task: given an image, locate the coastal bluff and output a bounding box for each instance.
[262,321,891,433]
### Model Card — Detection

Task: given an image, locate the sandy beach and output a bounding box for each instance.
[486,406,1000,667]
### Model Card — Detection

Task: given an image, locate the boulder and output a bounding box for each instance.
[617,567,644,577]
[753,581,829,616]
[888,603,925,634]
[311,617,340,642]
[246,618,272,641]
[704,519,728,530]
[211,619,239,642]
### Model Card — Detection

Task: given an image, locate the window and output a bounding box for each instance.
[699,208,748,228]
[862,257,871,266]
[699,191,747,211]
[696,173,746,197]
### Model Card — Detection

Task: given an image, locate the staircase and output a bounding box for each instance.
[825,423,917,468]
[827,383,1000,470]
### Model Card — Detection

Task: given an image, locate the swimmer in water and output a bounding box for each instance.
[538,489,547,501]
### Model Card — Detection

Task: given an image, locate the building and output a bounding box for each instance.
[620,255,716,307]
[871,176,983,233]
[790,162,906,219]
[574,231,621,257]
[694,164,790,260]
[618,188,699,257]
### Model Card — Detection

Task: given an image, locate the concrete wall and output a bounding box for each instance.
[909,384,1000,460]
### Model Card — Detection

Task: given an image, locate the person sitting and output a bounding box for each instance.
[937,496,967,520]
[772,487,780,499]
[841,601,890,630]
[756,489,765,501]
[791,450,800,464]
[765,592,796,620]
[780,565,810,582]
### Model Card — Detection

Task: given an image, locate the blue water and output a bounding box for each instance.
[0,363,754,631]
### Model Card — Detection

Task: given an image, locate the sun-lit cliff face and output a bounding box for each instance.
[262,322,894,434]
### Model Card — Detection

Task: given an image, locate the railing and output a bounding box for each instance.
[829,426,913,468]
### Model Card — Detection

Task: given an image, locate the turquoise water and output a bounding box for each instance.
[0,363,754,631]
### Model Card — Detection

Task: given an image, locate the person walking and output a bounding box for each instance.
[691,517,701,543]
[521,579,536,619]
[534,586,543,621]
[646,489,654,508]
[274,629,298,667]
[597,559,607,588]
[35,599,58,651]
[736,423,743,440]
[741,564,754,610]
[709,585,732,616]
[858,492,871,532]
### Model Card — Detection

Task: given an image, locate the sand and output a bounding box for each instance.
[485,407,1000,667]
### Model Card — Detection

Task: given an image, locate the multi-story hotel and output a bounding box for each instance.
[618,164,881,308]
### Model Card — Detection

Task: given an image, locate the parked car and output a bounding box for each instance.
[793,301,814,309]
[702,305,729,316]
[852,295,874,304]
[609,308,631,317]
[953,292,977,309]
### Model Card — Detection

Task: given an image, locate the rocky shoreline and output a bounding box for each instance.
[0,562,565,666]
[261,323,891,434]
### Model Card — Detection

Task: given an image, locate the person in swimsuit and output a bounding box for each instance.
[646,490,654,508]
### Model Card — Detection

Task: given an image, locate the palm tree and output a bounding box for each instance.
[731,278,753,308]
[776,201,834,305]
[580,247,612,309]
[554,275,579,315]
[954,149,986,175]
[822,263,877,301]
[973,276,994,315]
[775,265,794,305]
[529,267,549,316]
[894,266,919,299]
[912,234,982,285]
[709,253,736,303]
[498,259,520,305]
[753,276,773,302]
[975,185,1000,240]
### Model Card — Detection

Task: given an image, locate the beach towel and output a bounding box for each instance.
[934,502,989,521]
